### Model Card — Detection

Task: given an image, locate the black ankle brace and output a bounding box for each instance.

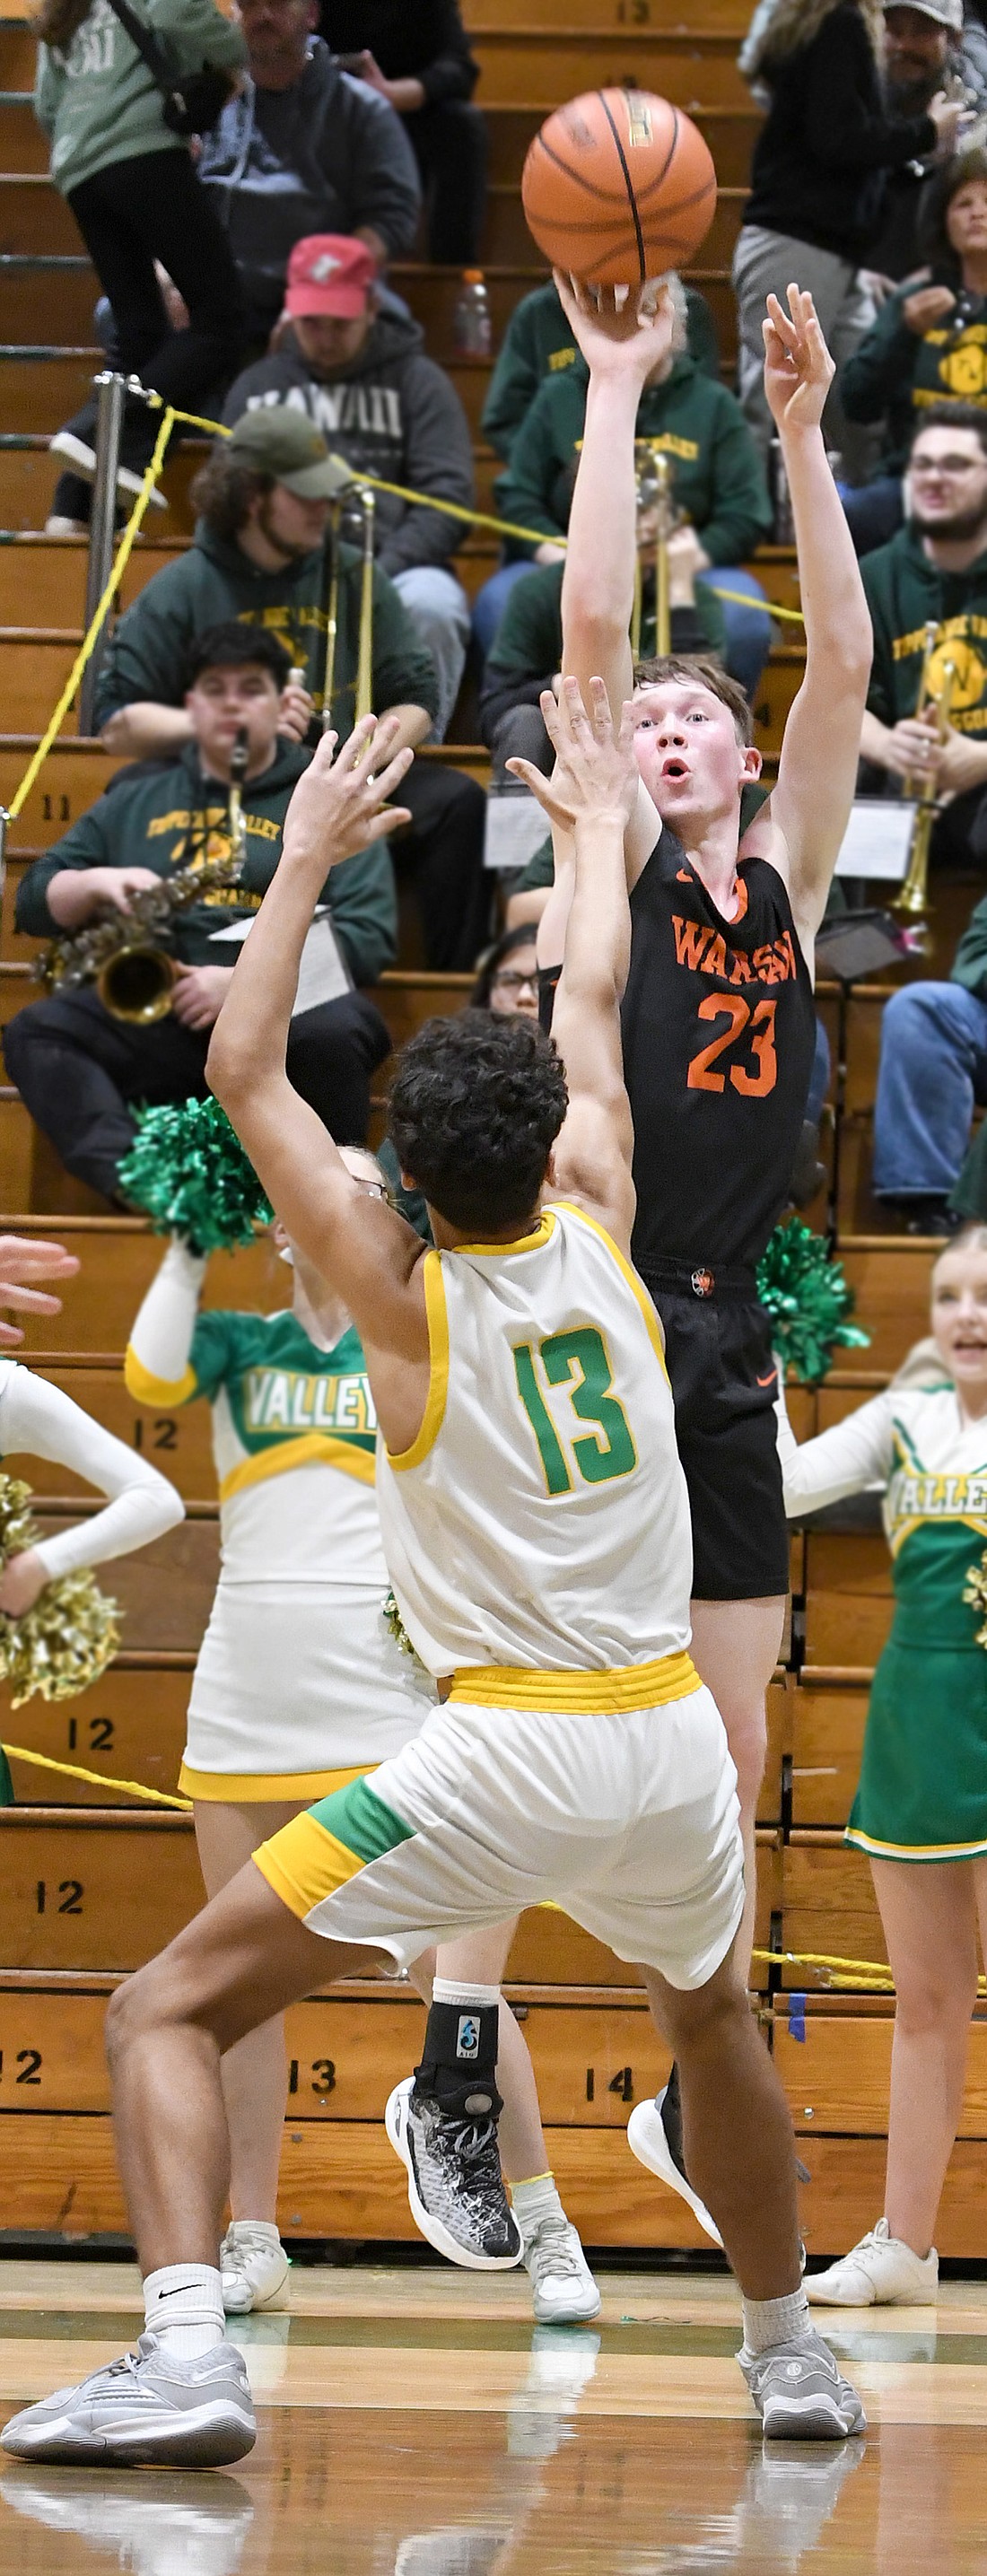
[414,2000,502,2121]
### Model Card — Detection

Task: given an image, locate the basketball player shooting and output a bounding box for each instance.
[520,280,872,2232]
[1,694,863,2463]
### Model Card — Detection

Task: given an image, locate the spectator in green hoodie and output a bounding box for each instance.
[94,405,490,973]
[34,0,248,520]
[842,146,987,553]
[4,623,397,1204]
[474,283,774,694]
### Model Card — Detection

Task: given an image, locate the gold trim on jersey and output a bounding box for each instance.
[124,1348,197,1408]
[385,1248,450,1471]
[253,1808,366,1916]
[453,1210,557,1259]
[179,1760,372,1802]
[846,1824,987,1861]
[551,1201,669,1384]
[449,1648,701,1713]
[219,1432,376,1499]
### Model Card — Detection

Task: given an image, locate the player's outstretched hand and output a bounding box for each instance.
[763,284,835,434]
[508,676,639,831]
[280,714,414,879]
[0,1233,79,1349]
[554,268,676,384]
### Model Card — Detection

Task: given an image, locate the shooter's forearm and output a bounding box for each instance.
[206,858,319,1107]
[782,424,871,685]
[560,374,641,695]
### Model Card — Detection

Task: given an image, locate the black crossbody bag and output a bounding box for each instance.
[104,0,235,136]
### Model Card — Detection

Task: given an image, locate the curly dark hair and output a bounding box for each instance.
[184,622,293,692]
[189,450,275,542]
[633,655,754,745]
[388,1009,568,1234]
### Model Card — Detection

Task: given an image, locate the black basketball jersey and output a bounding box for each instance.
[621,825,817,1274]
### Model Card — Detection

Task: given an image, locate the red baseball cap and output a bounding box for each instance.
[284,235,376,319]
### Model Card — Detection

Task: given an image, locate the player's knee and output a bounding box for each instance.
[105,1958,175,2067]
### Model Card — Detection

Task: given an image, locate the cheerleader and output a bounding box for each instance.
[125,1149,598,2322]
[0,1360,183,1620]
[778,1222,987,2306]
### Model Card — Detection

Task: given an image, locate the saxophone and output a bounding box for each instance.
[39,731,250,1026]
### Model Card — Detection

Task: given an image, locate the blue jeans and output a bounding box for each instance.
[697,568,773,699]
[472,560,540,662]
[873,981,987,1198]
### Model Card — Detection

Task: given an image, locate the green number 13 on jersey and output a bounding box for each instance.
[512,1327,638,1496]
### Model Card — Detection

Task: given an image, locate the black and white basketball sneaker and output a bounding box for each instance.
[385,2075,522,2270]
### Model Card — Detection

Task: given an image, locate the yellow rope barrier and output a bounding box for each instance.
[3,1740,192,1809]
[6,407,177,820]
[752,1944,987,1997]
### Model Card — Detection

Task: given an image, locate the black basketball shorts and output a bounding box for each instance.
[645,1282,790,1602]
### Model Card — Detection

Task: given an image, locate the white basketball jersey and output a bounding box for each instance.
[375,1201,694,1677]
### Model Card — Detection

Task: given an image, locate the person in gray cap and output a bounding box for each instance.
[94,406,489,971]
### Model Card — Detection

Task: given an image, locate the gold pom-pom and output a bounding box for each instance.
[964,1550,987,1648]
[0,1473,119,1707]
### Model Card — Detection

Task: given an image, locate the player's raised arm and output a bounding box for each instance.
[205,719,429,1404]
[756,287,872,949]
[508,677,638,1253]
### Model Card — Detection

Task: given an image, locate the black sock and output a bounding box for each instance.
[414,2000,502,2120]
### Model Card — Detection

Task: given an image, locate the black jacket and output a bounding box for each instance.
[318,0,478,102]
[223,311,475,576]
[744,4,936,263]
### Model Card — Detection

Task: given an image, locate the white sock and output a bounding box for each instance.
[511,2172,565,2236]
[432,1978,502,2009]
[144,2263,225,2361]
[224,2219,282,2251]
[740,2287,813,2357]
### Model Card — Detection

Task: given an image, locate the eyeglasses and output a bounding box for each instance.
[357,1180,391,1202]
[911,455,983,476]
[491,969,538,992]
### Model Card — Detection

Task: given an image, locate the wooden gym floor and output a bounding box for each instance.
[0,2264,985,2571]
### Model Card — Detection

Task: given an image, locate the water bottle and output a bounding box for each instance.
[453,270,492,358]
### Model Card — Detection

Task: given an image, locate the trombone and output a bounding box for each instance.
[632,441,673,660]
[894,623,956,943]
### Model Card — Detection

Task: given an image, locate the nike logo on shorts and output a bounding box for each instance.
[756,1369,778,1387]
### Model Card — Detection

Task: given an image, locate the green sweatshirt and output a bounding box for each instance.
[861,522,987,736]
[481,280,721,463]
[494,354,773,566]
[952,894,987,998]
[841,276,987,471]
[14,738,397,983]
[93,522,440,736]
[34,0,246,197]
[483,556,727,712]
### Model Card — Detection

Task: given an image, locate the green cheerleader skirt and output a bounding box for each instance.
[847,1640,987,1862]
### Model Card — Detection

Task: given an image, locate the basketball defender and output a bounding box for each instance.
[525,282,872,2229]
[2,696,863,2467]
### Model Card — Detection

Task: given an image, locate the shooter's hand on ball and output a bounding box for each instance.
[508,676,639,833]
[763,284,835,436]
[278,714,414,885]
[554,269,676,386]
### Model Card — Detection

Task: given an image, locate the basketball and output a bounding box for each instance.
[521,88,717,287]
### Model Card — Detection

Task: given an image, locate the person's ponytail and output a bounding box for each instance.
[32,0,94,49]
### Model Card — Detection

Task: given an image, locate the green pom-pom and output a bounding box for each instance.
[118,1098,272,1254]
[756,1218,870,1386]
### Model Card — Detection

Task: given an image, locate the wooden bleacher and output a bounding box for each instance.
[0,0,984,2263]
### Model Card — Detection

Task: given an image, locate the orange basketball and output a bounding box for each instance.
[521,88,717,287]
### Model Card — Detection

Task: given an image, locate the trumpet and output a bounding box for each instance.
[894,624,956,942]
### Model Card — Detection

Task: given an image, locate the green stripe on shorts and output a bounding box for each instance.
[309,1772,415,1864]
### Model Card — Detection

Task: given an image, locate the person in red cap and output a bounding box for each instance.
[223,231,474,741]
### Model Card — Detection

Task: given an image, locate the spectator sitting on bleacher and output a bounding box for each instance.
[478,528,728,790]
[859,404,987,860]
[841,147,987,554]
[870,857,987,1228]
[476,283,774,694]
[222,234,474,738]
[197,0,421,351]
[870,0,987,283]
[3,623,397,1206]
[92,406,488,974]
[480,276,721,465]
[734,0,965,479]
[318,0,485,265]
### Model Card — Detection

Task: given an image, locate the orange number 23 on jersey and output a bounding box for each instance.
[686,995,778,1097]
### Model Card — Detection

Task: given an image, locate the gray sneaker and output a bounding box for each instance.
[738,2330,866,2441]
[385,2075,521,2269]
[0,2333,256,2467]
[521,2214,602,2324]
